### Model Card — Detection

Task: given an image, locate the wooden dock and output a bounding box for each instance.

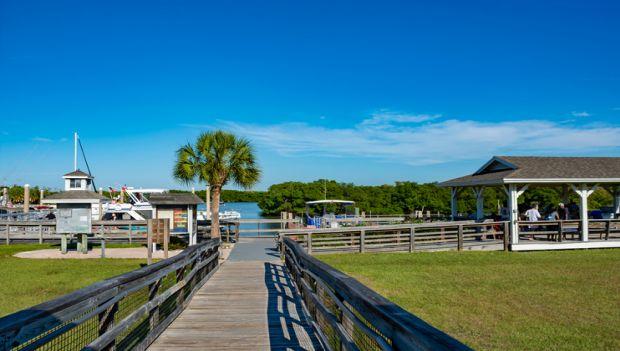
[148,238,322,350]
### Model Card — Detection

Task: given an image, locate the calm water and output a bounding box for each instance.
[197,202,280,236]
[197,202,265,219]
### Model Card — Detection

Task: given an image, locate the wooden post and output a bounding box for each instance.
[503,222,509,251]
[457,224,463,251]
[605,220,611,240]
[148,278,162,331]
[81,233,88,254]
[557,220,563,242]
[23,184,30,214]
[100,237,106,258]
[147,220,153,265]
[359,230,365,253]
[176,267,186,306]
[38,224,43,244]
[409,227,415,252]
[307,232,313,254]
[163,219,170,259]
[235,223,239,241]
[128,223,133,244]
[5,224,9,245]
[61,234,68,254]
[98,302,118,348]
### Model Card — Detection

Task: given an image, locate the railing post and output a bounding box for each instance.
[98,301,118,350]
[61,234,68,254]
[558,220,563,242]
[503,222,509,251]
[128,223,133,244]
[605,220,611,240]
[5,224,9,245]
[359,230,365,253]
[409,226,415,252]
[176,266,186,306]
[149,278,162,332]
[147,220,153,265]
[101,237,106,258]
[38,224,43,244]
[307,232,313,254]
[457,224,463,251]
[164,220,170,258]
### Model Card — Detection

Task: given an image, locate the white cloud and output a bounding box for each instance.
[360,111,440,126]
[217,117,620,165]
[32,137,53,142]
[571,111,591,117]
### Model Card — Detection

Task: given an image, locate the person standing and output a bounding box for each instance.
[524,203,542,240]
[557,203,569,220]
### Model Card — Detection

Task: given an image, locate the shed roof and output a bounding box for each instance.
[148,193,204,205]
[439,156,620,187]
[42,190,108,204]
[63,170,93,178]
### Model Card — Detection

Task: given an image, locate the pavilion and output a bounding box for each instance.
[439,156,620,250]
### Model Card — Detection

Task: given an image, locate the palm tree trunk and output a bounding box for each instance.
[211,186,221,239]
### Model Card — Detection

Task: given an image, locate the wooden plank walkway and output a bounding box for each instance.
[148,238,322,351]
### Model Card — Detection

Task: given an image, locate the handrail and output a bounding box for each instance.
[0,220,147,226]
[280,220,483,235]
[0,239,220,351]
[282,237,471,350]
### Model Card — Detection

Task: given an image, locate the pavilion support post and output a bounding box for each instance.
[504,184,528,246]
[612,187,620,218]
[571,184,596,242]
[473,186,485,222]
[450,187,459,220]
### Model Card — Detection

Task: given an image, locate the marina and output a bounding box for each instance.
[1,3,619,349]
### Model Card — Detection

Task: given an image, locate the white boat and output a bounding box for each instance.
[93,188,167,220]
[197,209,241,222]
[95,188,241,222]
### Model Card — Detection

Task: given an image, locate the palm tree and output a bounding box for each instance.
[174,131,260,239]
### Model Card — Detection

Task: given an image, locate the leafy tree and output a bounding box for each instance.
[173,131,260,239]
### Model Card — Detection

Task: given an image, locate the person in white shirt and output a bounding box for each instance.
[524,203,542,240]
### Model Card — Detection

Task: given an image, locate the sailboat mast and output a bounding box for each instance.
[74,132,78,171]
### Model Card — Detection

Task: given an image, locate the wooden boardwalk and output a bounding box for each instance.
[148,238,322,351]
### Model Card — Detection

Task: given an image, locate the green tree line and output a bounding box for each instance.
[256,180,614,218]
[3,181,613,218]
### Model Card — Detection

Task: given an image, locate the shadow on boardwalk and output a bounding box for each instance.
[148,238,322,351]
[264,262,322,351]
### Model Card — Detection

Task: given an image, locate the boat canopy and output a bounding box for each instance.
[305,199,355,205]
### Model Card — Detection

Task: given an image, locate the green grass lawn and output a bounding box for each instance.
[0,244,148,317]
[320,249,620,351]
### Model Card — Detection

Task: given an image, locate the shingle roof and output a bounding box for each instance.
[44,190,107,201]
[148,193,204,205]
[63,170,92,178]
[440,156,620,187]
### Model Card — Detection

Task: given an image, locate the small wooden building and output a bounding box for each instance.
[148,193,203,245]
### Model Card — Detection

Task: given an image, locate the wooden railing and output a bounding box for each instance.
[282,236,471,350]
[0,220,149,244]
[281,221,509,254]
[517,219,620,242]
[0,239,220,351]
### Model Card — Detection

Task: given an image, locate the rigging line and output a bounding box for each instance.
[78,138,97,191]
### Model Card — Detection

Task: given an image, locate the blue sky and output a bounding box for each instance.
[1,0,619,191]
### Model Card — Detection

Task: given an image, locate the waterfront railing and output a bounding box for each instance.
[282,236,472,350]
[0,239,220,351]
